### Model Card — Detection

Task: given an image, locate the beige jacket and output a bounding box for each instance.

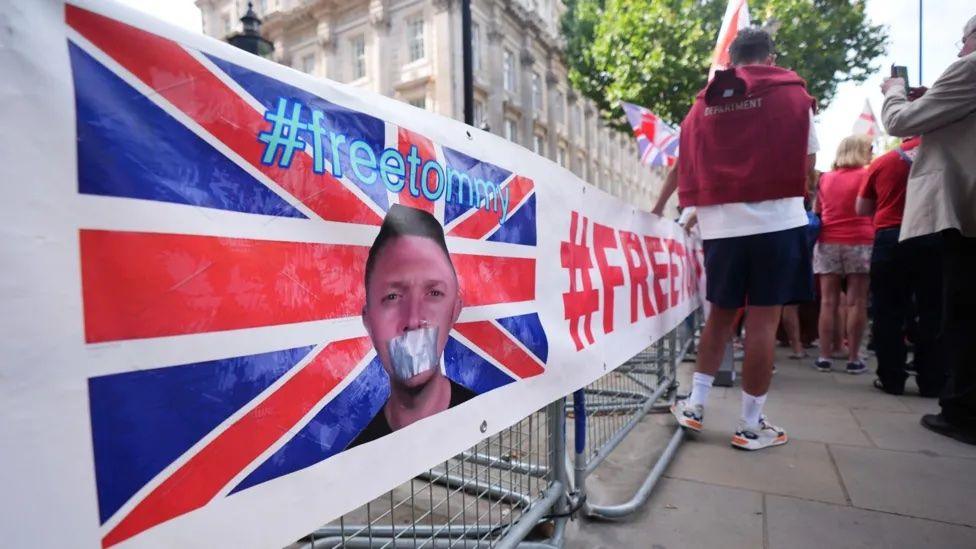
[882,52,976,241]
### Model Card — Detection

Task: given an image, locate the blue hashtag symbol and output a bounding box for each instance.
[258,98,308,168]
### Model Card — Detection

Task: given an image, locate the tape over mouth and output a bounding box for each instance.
[388,325,439,381]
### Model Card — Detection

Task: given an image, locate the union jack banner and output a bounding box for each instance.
[67,5,546,547]
[1,3,702,548]
[620,101,680,168]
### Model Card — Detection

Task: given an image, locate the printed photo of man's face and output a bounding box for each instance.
[363,232,462,389]
[355,205,470,441]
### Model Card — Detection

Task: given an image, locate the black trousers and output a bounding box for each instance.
[940,230,976,431]
[870,228,945,395]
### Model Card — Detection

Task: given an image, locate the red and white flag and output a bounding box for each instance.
[852,98,882,138]
[710,0,751,77]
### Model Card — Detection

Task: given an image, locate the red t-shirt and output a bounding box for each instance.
[817,167,874,245]
[858,138,921,230]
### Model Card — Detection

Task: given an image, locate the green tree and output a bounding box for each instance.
[563,0,887,131]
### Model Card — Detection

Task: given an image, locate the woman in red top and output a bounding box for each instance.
[813,135,874,374]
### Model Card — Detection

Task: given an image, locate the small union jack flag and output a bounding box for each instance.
[621,101,680,168]
[67,5,547,547]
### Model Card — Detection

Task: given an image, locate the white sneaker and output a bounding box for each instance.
[671,399,704,432]
[731,415,788,451]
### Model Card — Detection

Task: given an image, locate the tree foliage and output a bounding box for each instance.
[562,0,887,132]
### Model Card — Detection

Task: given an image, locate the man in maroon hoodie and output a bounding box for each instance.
[654,28,818,450]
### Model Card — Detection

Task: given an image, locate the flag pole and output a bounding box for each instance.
[918,0,923,86]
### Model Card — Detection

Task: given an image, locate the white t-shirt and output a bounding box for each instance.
[696,110,819,240]
[677,206,697,226]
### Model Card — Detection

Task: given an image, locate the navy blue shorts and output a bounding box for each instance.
[702,226,814,309]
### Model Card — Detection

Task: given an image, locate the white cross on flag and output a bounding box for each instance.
[852,98,882,138]
[710,0,751,78]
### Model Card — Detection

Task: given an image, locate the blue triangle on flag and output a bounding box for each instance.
[70,43,305,218]
[87,345,314,523]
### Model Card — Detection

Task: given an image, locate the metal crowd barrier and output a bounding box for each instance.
[294,312,700,548]
[571,315,697,520]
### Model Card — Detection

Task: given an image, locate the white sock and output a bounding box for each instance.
[741,391,768,428]
[689,372,715,408]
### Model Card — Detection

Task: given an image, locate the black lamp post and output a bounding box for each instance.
[461,0,474,127]
[227,2,274,58]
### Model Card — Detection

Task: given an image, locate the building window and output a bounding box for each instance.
[407,16,425,63]
[504,118,519,144]
[554,91,565,125]
[301,54,315,74]
[557,145,567,167]
[408,96,427,110]
[503,49,516,92]
[571,105,581,134]
[531,73,543,113]
[472,22,481,72]
[221,13,232,35]
[533,133,545,155]
[473,99,486,128]
[350,35,366,79]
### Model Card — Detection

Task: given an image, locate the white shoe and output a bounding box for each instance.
[731,415,788,450]
[671,399,704,432]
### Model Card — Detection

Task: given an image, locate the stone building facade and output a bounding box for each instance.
[197,0,668,207]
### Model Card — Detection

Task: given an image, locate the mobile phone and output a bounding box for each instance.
[891,64,910,88]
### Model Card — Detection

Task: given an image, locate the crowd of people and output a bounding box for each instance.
[654,16,976,449]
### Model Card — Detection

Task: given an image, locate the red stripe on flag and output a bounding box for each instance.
[639,114,657,143]
[447,176,534,240]
[453,321,545,379]
[101,337,372,548]
[66,5,382,226]
[712,0,747,68]
[396,127,437,214]
[452,254,535,306]
[80,230,367,342]
[80,230,532,342]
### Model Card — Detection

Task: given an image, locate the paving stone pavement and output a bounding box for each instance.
[564,347,976,548]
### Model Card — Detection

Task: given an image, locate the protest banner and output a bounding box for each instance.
[0,2,702,547]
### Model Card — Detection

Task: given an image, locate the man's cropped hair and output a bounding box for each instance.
[729,27,775,66]
[364,204,455,289]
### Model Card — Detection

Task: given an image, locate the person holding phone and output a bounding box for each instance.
[880,13,976,445]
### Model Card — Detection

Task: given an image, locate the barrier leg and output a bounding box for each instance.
[572,317,699,521]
